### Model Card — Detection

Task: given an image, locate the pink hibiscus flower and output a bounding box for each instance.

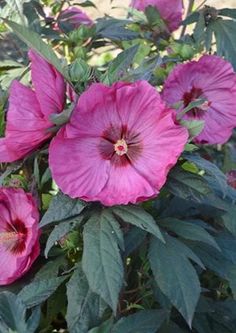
[0,187,40,285]
[58,6,93,31]
[49,81,188,206]
[130,0,184,32]
[0,50,66,163]
[227,170,236,189]
[162,55,236,144]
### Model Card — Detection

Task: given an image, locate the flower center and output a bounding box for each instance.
[0,231,19,245]
[0,219,28,254]
[99,125,143,167]
[183,87,211,119]
[114,139,128,156]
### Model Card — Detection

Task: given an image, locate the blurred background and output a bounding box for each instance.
[84,0,236,19]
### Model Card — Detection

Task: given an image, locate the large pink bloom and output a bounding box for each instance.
[0,187,40,285]
[130,0,184,32]
[58,6,93,31]
[49,81,188,206]
[0,50,66,162]
[162,55,236,144]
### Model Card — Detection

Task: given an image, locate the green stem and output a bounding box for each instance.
[180,0,195,38]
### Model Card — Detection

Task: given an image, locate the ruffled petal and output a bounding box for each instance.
[49,128,110,199]
[162,55,236,144]
[29,50,66,118]
[96,164,156,206]
[0,80,52,163]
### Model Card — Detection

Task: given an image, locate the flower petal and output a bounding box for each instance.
[29,49,66,118]
[49,128,110,199]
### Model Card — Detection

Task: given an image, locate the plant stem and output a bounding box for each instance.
[180,0,195,38]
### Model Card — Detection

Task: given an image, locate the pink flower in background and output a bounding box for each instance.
[49,81,188,206]
[226,170,236,189]
[162,55,236,144]
[130,0,184,32]
[0,187,40,285]
[0,50,66,162]
[58,7,93,31]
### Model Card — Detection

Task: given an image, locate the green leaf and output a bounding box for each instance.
[166,167,211,203]
[160,218,220,251]
[34,256,67,280]
[112,310,167,333]
[219,8,236,20]
[103,44,139,84]
[193,12,206,45]
[184,154,228,193]
[5,19,68,78]
[221,207,236,236]
[44,216,83,257]
[182,11,200,25]
[66,266,107,333]
[96,18,139,41]
[149,234,201,326]
[124,226,147,256]
[49,107,73,126]
[88,318,114,333]
[18,276,67,308]
[112,205,164,242]
[0,292,40,333]
[82,209,124,312]
[227,265,236,299]
[145,6,166,30]
[210,18,236,70]
[74,0,97,8]
[40,192,86,227]
[180,119,205,140]
[177,98,207,119]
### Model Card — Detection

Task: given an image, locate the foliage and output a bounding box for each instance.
[1,0,236,332]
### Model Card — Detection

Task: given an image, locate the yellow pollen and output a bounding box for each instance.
[0,231,18,246]
[114,139,128,156]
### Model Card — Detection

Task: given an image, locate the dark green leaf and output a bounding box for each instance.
[112,205,164,242]
[125,55,162,81]
[112,310,167,333]
[219,8,236,19]
[193,12,206,45]
[40,192,86,227]
[166,167,211,203]
[96,18,139,41]
[145,6,166,29]
[89,318,114,333]
[5,19,68,78]
[182,11,200,25]
[103,44,139,84]
[18,276,67,308]
[149,234,201,326]
[221,207,236,236]
[0,291,40,333]
[189,243,231,279]
[44,216,83,257]
[124,226,147,256]
[73,1,97,8]
[210,18,236,70]
[160,218,220,250]
[82,210,124,312]
[66,266,106,333]
[184,154,228,197]
[227,265,236,299]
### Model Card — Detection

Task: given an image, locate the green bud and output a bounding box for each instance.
[68,59,91,82]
